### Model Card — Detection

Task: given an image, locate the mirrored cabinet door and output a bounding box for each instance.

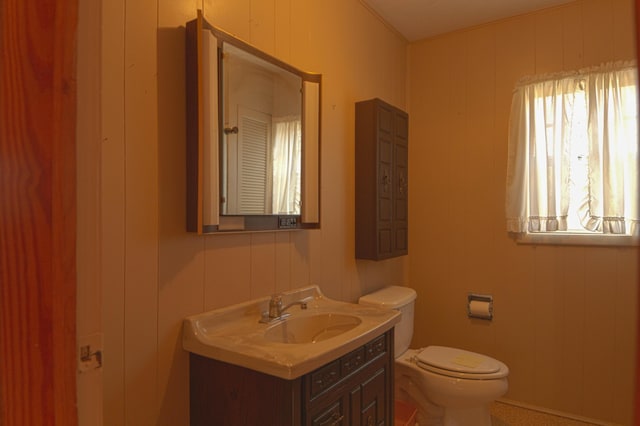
[186,11,321,234]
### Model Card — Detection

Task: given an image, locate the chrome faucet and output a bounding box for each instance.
[261,294,312,323]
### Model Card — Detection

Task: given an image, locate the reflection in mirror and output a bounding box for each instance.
[186,11,321,233]
[221,42,303,216]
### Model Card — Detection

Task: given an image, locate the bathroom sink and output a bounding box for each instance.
[264,313,362,344]
[182,285,400,379]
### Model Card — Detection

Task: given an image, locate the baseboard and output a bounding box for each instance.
[496,398,621,426]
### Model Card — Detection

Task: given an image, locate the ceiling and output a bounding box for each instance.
[361,0,574,41]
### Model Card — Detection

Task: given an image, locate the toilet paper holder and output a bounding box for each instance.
[467,293,493,320]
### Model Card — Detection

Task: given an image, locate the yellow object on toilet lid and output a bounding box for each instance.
[415,346,508,379]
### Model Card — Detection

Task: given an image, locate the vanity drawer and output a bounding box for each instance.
[305,330,393,405]
[309,341,376,400]
[365,334,387,361]
[341,347,365,376]
[310,360,341,398]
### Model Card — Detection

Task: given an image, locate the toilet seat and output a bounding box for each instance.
[414,346,509,380]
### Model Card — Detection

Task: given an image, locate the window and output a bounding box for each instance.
[506,61,639,245]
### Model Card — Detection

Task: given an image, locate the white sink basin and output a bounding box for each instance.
[182,285,400,379]
[264,313,362,344]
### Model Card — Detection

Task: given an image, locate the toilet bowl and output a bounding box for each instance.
[359,286,509,426]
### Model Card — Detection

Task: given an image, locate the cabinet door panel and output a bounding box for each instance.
[378,105,393,134]
[379,138,393,163]
[189,354,301,425]
[393,118,408,255]
[349,387,362,426]
[377,229,392,255]
[379,197,392,221]
[312,399,345,426]
[361,368,386,425]
[355,98,408,260]
[394,112,408,139]
[395,228,408,251]
[378,139,393,200]
[361,403,377,426]
[394,144,408,210]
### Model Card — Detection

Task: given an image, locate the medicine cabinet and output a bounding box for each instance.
[186,11,321,233]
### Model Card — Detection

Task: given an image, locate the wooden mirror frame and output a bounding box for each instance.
[186,11,321,234]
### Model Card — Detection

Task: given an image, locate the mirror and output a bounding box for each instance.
[186,11,321,233]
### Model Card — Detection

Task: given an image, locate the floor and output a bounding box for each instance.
[490,401,607,426]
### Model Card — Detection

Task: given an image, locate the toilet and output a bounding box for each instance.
[359,286,509,426]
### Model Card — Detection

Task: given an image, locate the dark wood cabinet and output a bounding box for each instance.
[355,98,408,260]
[189,330,394,425]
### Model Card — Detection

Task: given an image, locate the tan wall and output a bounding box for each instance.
[97,0,408,425]
[83,0,639,424]
[407,0,637,424]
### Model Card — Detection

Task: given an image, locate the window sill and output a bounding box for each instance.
[512,232,640,247]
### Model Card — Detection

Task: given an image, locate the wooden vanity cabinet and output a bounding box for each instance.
[189,330,394,425]
[355,98,408,260]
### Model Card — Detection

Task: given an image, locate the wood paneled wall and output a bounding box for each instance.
[408,0,638,424]
[87,0,638,425]
[97,1,408,425]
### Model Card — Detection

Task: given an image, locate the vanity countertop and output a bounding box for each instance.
[182,285,400,379]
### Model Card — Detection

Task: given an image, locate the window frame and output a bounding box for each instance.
[507,62,639,246]
[515,231,640,247]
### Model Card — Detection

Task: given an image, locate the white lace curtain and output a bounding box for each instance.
[272,117,301,214]
[506,61,639,235]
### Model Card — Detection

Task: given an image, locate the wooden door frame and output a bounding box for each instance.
[0,1,78,425]
[636,3,640,424]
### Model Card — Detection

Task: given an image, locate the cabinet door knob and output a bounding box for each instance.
[381,171,391,196]
[398,175,406,195]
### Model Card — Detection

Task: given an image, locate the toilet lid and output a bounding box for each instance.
[415,346,508,380]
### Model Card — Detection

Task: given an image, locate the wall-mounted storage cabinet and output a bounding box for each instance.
[355,98,408,260]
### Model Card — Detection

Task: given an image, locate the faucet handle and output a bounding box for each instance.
[268,294,283,318]
[269,294,283,306]
[299,296,313,309]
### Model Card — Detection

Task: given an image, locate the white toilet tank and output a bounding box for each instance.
[359,286,417,357]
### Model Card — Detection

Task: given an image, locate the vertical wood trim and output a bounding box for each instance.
[0,0,78,425]
[635,3,640,425]
[101,0,127,421]
[122,0,160,423]
[76,0,104,423]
